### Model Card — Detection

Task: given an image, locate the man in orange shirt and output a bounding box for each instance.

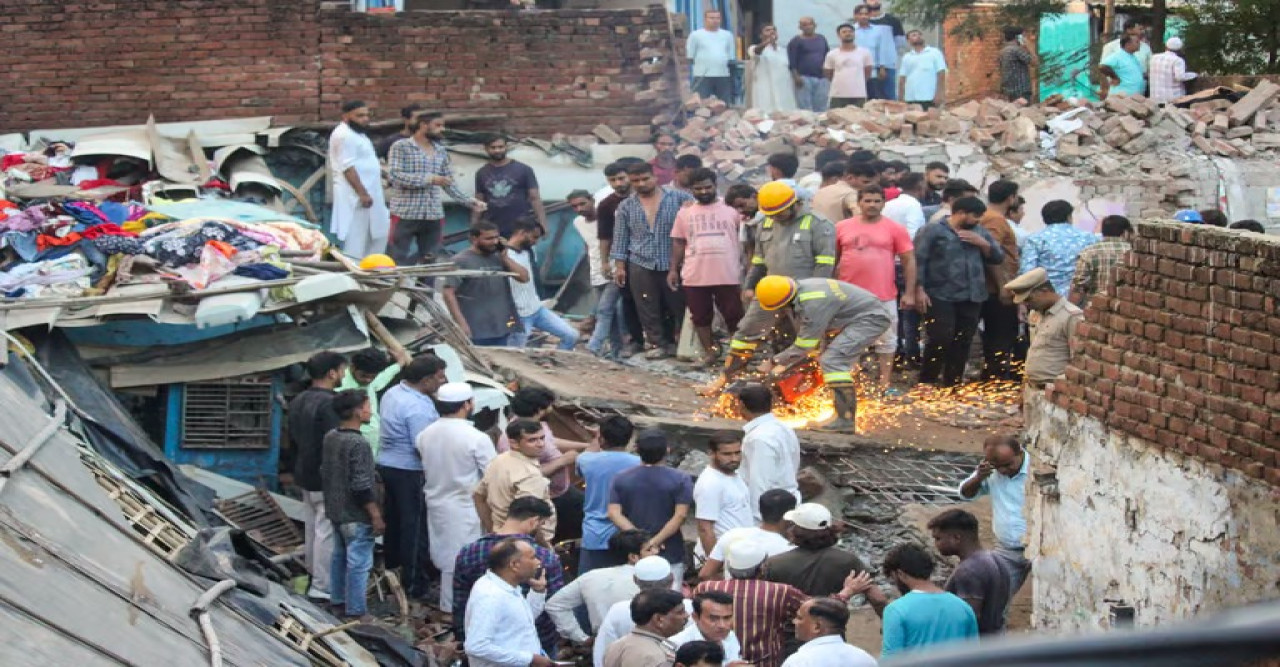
[979,180,1022,381]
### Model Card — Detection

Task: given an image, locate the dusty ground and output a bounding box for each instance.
[477,348,1021,455]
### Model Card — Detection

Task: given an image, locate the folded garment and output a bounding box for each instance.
[81,223,138,240]
[233,263,290,280]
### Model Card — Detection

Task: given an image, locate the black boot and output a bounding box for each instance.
[815,385,858,433]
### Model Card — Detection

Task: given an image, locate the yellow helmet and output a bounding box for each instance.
[756,275,798,310]
[757,181,797,216]
[358,253,396,270]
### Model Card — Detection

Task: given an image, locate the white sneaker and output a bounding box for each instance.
[306,587,331,601]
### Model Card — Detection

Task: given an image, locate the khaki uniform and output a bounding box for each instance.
[1024,298,1083,385]
[732,212,837,357]
[744,278,889,387]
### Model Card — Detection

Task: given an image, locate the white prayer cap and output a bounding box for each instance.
[1166,37,1183,51]
[726,541,768,570]
[437,382,474,403]
[635,556,672,581]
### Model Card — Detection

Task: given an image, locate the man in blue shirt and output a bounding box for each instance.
[959,433,1032,598]
[1020,200,1099,297]
[377,353,448,599]
[577,415,642,574]
[853,4,898,100]
[1100,34,1146,98]
[875,543,979,658]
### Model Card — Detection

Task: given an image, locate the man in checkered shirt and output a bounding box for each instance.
[1148,37,1198,104]
[1070,214,1133,307]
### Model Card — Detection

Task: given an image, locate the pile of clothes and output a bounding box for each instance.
[0,198,329,298]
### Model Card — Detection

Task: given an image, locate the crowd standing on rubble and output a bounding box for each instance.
[270,8,1280,667]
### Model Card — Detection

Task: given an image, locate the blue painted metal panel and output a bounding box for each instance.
[160,377,282,491]
[63,315,281,348]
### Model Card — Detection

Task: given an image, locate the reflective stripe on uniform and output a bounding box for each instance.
[729,339,758,350]
[799,215,812,230]
[794,337,820,348]
[796,291,827,302]
[751,255,766,265]
[822,371,854,383]
[814,255,835,265]
[762,219,774,229]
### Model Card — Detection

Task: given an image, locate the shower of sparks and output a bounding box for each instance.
[711,379,1024,433]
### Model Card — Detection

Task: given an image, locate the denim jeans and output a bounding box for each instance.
[588,283,625,358]
[509,306,580,350]
[330,521,376,617]
[797,76,830,112]
[870,69,897,100]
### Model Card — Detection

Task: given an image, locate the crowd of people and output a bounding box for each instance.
[288,338,1043,665]
[687,8,946,112]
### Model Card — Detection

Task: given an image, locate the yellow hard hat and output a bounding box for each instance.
[757,181,797,216]
[756,275,798,310]
[358,253,396,270]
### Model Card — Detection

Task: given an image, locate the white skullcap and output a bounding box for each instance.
[436,381,474,403]
[1166,37,1183,51]
[726,541,768,570]
[634,556,672,581]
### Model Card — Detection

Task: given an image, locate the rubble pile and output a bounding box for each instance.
[591,81,1280,188]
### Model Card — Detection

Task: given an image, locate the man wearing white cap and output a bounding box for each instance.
[694,542,805,667]
[762,503,868,597]
[545,529,659,647]
[593,556,678,667]
[417,381,497,612]
[1148,37,1197,104]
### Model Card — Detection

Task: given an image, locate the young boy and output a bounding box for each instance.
[321,389,385,620]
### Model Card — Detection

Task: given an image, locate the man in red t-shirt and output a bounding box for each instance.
[834,186,917,393]
[669,168,746,365]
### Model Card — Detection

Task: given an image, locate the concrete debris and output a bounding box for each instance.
[586,82,1280,189]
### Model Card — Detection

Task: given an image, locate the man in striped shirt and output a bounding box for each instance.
[610,162,694,359]
[694,541,863,667]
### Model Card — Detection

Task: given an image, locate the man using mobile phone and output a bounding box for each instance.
[465,538,557,667]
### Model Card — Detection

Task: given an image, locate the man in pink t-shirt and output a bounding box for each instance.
[835,186,918,393]
[669,168,746,365]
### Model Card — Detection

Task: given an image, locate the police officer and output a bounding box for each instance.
[744,276,889,432]
[1005,267,1083,388]
[702,181,836,396]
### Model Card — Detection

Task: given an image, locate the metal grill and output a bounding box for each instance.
[822,449,975,508]
[213,489,303,556]
[182,377,273,449]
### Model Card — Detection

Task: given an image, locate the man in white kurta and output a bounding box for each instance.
[328,101,390,259]
[416,382,497,612]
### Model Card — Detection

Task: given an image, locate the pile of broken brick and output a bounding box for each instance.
[590,80,1280,187]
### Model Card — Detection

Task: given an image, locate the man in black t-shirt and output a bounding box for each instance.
[471,134,547,237]
[928,508,1012,634]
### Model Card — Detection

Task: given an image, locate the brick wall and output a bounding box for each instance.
[942,7,1038,103]
[1051,222,1280,486]
[0,0,678,137]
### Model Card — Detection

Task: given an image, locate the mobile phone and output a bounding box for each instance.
[535,566,545,580]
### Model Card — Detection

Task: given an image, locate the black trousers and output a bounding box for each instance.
[551,487,584,544]
[981,294,1021,381]
[694,76,732,102]
[388,218,443,265]
[919,298,983,387]
[377,466,434,598]
[628,263,685,347]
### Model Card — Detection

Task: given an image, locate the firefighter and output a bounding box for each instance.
[701,181,837,396]
[734,276,890,432]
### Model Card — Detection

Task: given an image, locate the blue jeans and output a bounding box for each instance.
[330,521,376,617]
[587,284,625,358]
[797,76,830,112]
[509,306,580,350]
[871,69,897,100]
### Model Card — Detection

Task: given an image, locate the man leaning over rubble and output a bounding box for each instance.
[701,182,836,396]
[741,276,890,432]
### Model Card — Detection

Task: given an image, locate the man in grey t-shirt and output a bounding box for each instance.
[928,508,1012,634]
[443,221,529,346]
